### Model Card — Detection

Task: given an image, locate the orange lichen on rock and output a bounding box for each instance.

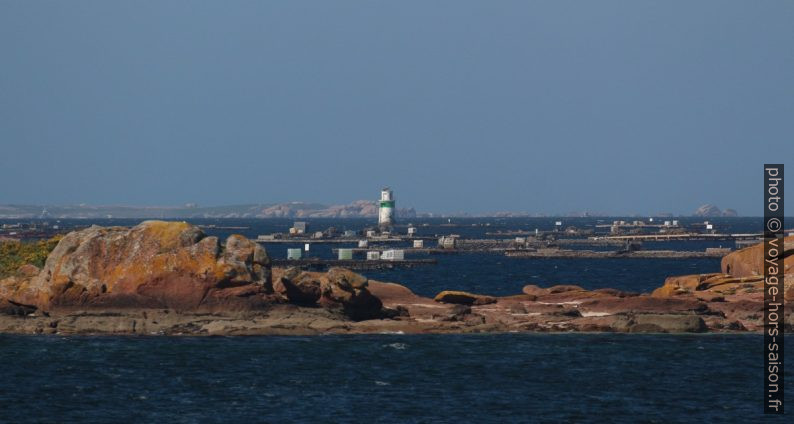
[139,220,194,251]
[1,221,272,311]
[651,273,722,297]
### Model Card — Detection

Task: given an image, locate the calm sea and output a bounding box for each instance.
[0,334,790,423]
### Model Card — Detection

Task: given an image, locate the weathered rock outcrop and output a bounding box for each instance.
[0,221,273,311]
[650,238,794,330]
[653,237,793,302]
[1,225,790,335]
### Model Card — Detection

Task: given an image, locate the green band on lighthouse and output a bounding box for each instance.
[380,201,395,208]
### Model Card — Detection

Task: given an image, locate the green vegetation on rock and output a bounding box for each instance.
[0,237,61,278]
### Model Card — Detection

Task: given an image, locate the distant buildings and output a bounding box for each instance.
[289,221,307,235]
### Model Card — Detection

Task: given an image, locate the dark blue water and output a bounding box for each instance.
[3,217,770,297]
[364,255,718,296]
[0,334,789,423]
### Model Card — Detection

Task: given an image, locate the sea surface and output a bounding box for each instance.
[0,334,790,423]
[1,217,790,422]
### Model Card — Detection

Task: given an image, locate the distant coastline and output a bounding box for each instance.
[0,202,742,219]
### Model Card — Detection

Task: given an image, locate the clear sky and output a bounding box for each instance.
[1,1,792,215]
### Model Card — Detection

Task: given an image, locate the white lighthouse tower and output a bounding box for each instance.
[378,187,395,229]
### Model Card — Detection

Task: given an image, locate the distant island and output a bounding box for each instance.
[692,204,739,218]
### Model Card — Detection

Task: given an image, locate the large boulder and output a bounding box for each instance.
[272,267,323,306]
[273,267,383,320]
[0,221,272,311]
[720,236,794,278]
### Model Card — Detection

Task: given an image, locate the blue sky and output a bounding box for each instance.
[1,1,792,215]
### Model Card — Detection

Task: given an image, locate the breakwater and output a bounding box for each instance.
[272,258,437,270]
[505,248,731,259]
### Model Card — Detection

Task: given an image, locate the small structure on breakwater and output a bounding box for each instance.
[272,258,436,271]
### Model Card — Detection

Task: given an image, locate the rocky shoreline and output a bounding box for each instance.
[1,221,792,336]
